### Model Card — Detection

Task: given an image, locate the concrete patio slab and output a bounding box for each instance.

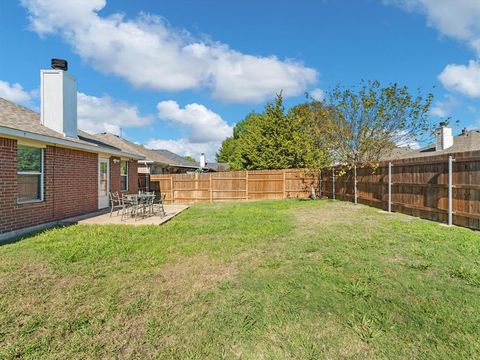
[77,205,189,226]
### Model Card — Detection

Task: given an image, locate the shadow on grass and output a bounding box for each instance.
[0,224,74,247]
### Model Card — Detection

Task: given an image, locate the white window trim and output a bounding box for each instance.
[121,160,129,192]
[17,147,44,204]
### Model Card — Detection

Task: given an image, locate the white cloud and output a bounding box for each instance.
[394,129,420,149]
[157,100,232,143]
[149,100,232,159]
[21,0,318,103]
[77,92,152,134]
[438,60,480,98]
[387,1,480,98]
[0,80,33,104]
[386,0,480,55]
[309,88,325,101]
[145,138,220,162]
[430,94,458,117]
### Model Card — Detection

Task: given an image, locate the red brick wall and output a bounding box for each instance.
[110,157,137,194]
[110,157,121,193]
[0,137,139,234]
[128,159,138,194]
[0,138,100,234]
[51,146,98,220]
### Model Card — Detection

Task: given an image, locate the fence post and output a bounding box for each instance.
[283,170,286,198]
[245,171,249,200]
[448,156,454,226]
[209,173,213,203]
[170,177,174,204]
[354,165,357,205]
[388,162,392,213]
[332,167,336,200]
[319,170,322,198]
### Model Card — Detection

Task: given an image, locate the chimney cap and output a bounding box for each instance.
[51,58,68,71]
[439,121,447,127]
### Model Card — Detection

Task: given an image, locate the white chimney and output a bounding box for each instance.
[40,60,77,138]
[200,153,206,167]
[435,122,453,151]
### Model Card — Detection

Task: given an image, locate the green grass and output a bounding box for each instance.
[1,200,480,359]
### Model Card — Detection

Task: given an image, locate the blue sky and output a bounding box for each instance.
[1,0,479,160]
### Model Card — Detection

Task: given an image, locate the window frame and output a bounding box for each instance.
[120,159,129,192]
[17,146,44,204]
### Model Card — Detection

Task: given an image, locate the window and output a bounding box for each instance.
[120,160,128,191]
[17,145,44,203]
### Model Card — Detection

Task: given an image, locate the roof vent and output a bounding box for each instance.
[51,58,68,71]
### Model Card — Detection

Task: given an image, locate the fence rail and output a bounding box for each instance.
[149,169,318,204]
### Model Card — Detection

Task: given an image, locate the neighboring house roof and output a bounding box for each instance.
[204,162,229,172]
[152,149,199,168]
[380,146,420,161]
[92,133,200,169]
[152,149,228,171]
[384,130,480,160]
[0,97,143,159]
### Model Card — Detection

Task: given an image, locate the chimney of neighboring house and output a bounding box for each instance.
[461,127,467,135]
[40,59,77,138]
[200,153,206,167]
[435,122,453,151]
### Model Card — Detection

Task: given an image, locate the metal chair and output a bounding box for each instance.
[109,191,122,217]
[121,194,135,221]
[135,195,152,221]
[153,192,167,217]
[144,194,156,217]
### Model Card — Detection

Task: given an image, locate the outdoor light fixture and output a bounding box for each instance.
[113,159,120,164]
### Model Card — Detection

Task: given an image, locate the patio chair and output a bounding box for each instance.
[135,195,150,221]
[121,193,135,221]
[153,192,167,217]
[109,191,122,217]
[144,194,156,217]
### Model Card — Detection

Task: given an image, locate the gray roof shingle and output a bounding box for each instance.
[152,149,199,168]
[92,133,200,169]
[0,97,142,160]
[383,130,480,160]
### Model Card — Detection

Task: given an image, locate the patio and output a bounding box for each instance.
[76,204,189,226]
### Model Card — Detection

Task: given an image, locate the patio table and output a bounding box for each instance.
[122,193,156,220]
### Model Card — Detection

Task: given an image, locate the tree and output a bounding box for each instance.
[325,80,434,164]
[217,93,331,170]
[216,137,235,163]
[183,155,196,164]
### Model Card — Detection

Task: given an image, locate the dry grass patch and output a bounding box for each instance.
[133,255,239,301]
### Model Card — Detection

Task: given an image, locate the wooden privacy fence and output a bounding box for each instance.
[147,150,480,231]
[321,150,480,230]
[149,169,318,204]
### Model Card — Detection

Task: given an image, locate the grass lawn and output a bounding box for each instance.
[1,200,480,359]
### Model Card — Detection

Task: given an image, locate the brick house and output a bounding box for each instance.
[0,61,143,239]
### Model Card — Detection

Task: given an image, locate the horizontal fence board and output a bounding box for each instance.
[149,169,316,205]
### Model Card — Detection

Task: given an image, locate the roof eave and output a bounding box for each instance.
[0,126,145,160]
